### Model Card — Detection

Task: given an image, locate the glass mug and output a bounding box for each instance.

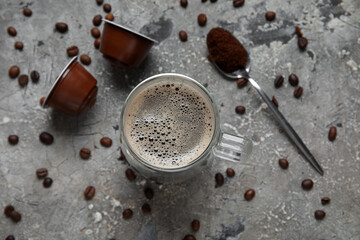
[120,73,252,183]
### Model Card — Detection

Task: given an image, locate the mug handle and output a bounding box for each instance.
[213,132,253,162]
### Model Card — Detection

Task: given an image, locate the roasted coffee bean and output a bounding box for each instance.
[191,219,200,232]
[294,86,303,98]
[144,187,154,199]
[141,203,151,214]
[125,168,136,181]
[288,73,299,86]
[39,132,54,145]
[96,0,103,5]
[105,13,114,21]
[91,28,101,38]
[100,137,112,147]
[272,96,279,107]
[36,168,48,179]
[226,168,235,177]
[201,0,207,2]
[5,235,15,240]
[84,186,96,200]
[210,0,217,2]
[180,0,188,8]
[23,8,32,17]
[80,148,91,159]
[8,65,20,78]
[328,126,337,141]
[10,211,21,222]
[94,38,101,49]
[295,26,303,37]
[7,26,17,36]
[314,210,326,220]
[215,173,224,187]
[103,3,111,12]
[93,15,102,26]
[67,45,79,57]
[18,74,28,87]
[8,135,19,145]
[55,22,68,33]
[278,158,289,169]
[233,0,245,8]
[122,208,133,219]
[183,235,196,240]
[14,41,24,50]
[40,97,45,106]
[237,78,247,88]
[30,70,40,83]
[301,179,313,190]
[235,105,246,115]
[120,150,126,160]
[274,75,284,88]
[198,14,207,26]
[179,31,188,42]
[4,205,15,217]
[298,37,308,50]
[80,54,91,65]
[321,197,331,205]
[265,11,276,21]
[43,177,53,188]
[244,189,255,201]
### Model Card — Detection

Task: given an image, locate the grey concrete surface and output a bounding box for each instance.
[1,0,360,239]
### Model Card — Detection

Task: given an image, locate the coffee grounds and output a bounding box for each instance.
[207,28,248,73]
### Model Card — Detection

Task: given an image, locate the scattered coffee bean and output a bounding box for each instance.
[84,186,96,200]
[18,74,28,87]
[272,96,279,107]
[5,235,15,240]
[294,86,303,98]
[8,65,20,78]
[210,0,217,2]
[288,73,299,86]
[226,168,235,177]
[244,189,255,201]
[328,126,337,141]
[235,105,246,115]
[80,54,92,65]
[141,203,151,214]
[67,45,79,57]
[103,3,111,12]
[237,78,248,88]
[278,158,289,169]
[125,168,136,181]
[298,37,308,50]
[191,219,200,232]
[144,187,154,199]
[7,26,17,36]
[43,177,53,188]
[93,15,102,26]
[198,13,207,26]
[321,197,331,205]
[105,13,114,21]
[39,132,54,145]
[4,205,15,217]
[14,41,24,50]
[8,135,19,145]
[180,0,188,8]
[179,31,188,42]
[295,26,303,37]
[40,97,45,106]
[215,173,224,187]
[91,28,101,38]
[96,0,103,5]
[10,211,21,222]
[23,8,32,17]
[99,137,112,147]
[274,75,284,88]
[94,38,101,49]
[36,168,48,179]
[184,234,196,240]
[55,22,68,33]
[30,70,40,83]
[80,148,91,159]
[233,0,245,8]
[314,210,326,220]
[265,11,276,21]
[301,179,313,190]
[122,208,133,219]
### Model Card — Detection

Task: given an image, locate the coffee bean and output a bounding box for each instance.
[80,54,92,65]
[237,78,248,88]
[215,173,224,187]
[5,235,15,240]
[233,0,245,8]
[274,75,284,88]
[8,135,19,145]
[103,3,111,13]
[294,86,303,98]
[94,38,101,49]
[93,15,102,26]
[198,13,207,26]
[314,210,326,220]
[40,97,45,106]
[298,37,308,50]
[321,197,331,205]
[43,177,53,188]
[125,168,136,181]
[84,186,96,200]
[30,70,40,83]
[226,168,235,177]
[18,74,28,87]
[179,31,188,42]
[4,205,15,217]
[288,73,299,86]
[180,0,188,7]
[8,65,20,78]
[67,45,79,57]
[105,13,114,21]
[301,179,313,190]
[278,158,289,169]
[144,187,154,200]
[191,219,200,231]
[96,0,103,5]
[183,234,196,240]
[55,22,68,33]
[201,0,207,2]
[36,168,48,179]
[100,137,112,147]
[79,148,91,160]
[328,126,337,141]
[265,11,276,21]
[235,105,246,115]
[23,8,32,17]
[295,26,303,37]
[210,0,217,2]
[244,189,255,201]
[141,203,151,214]
[10,211,21,222]
[7,26,17,36]
[91,28,101,38]
[14,41,24,50]
[39,132,54,145]
[271,96,279,107]
[122,208,133,219]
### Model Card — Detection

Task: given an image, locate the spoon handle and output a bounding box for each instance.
[247,78,324,176]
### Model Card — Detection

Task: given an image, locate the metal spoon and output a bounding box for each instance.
[211,55,324,176]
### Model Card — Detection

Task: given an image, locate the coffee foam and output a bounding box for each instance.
[123,78,216,168]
